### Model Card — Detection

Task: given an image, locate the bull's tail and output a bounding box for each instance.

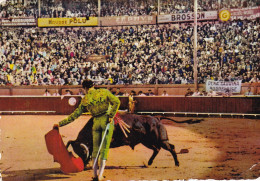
[158,116,204,124]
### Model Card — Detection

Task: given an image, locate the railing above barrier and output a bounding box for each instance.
[138,111,260,118]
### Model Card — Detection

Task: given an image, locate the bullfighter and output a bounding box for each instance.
[54,79,120,181]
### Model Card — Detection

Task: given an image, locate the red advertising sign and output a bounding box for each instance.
[230,6,260,20]
[100,16,156,26]
[0,18,36,26]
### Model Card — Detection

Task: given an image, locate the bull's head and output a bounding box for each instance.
[67,141,91,166]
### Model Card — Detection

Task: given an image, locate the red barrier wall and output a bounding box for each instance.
[134,96,259,114]
[0,96,81,114]
[0,96,259,115]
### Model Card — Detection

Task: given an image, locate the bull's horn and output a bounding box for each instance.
[66,140,73,149]
[80,143,89,158]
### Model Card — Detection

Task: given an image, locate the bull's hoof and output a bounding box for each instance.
[148,160,153,166]
[175,161,180,167]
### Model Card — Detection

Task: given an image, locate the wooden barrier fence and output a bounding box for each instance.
[0,96,259,115]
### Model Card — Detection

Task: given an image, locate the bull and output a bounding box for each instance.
[66,112,199,167]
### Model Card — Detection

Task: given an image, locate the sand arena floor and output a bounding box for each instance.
[0,115,259,181]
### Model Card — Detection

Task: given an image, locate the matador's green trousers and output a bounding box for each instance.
[92,114,114,160]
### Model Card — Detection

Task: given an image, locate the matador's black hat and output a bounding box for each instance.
[82,79,94,89]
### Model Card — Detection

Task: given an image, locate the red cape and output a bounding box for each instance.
[45,128,84,174]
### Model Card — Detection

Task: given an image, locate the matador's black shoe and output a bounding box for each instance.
[92,177,98,181]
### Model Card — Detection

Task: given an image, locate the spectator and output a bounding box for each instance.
[52,90,61,96]
[146,89,155,96]
[223,89,232,97]
[77,89,85,95]
[249,74,259,83]
[207,89,217,96]
[200,89,207,96]
[123,90,129,96]
[43,89,51,96]
[161,90,169,96]
[64,90,72,95]
[114,88,123,96]
[192,89,201,96]
[128,90,137,113]
[244,87,253,96]
[185,88,194,96]
[137,90,146,96]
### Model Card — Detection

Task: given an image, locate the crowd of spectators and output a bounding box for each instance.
[0,19,259,86]
[184,88,230,97]
[1,0,259,18]
[0,0,38,18]
[101,0,157,17]
[40,0,98,18]
[159,0,217,14]
[159,0,260,14]
[0,0,98,18]
[219,0,260,10]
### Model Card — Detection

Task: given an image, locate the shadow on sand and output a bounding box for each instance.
[162,117,260,180]
[2,168,71,181]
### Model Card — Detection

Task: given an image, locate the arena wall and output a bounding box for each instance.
[0,95,259,115]
[0,84,259,115]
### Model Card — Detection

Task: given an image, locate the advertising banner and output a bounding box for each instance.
[157,14,172,23]
[230,6,260,20]
[38,17,98,27]
[219,10,231,21]
[0,18,36,26]
[206,80,242,93]
[158,11,217,23]
[100,15,156,26]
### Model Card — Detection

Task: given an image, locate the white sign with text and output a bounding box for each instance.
[206,80,242,93]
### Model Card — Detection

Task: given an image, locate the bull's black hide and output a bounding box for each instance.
[66,112,179,167]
